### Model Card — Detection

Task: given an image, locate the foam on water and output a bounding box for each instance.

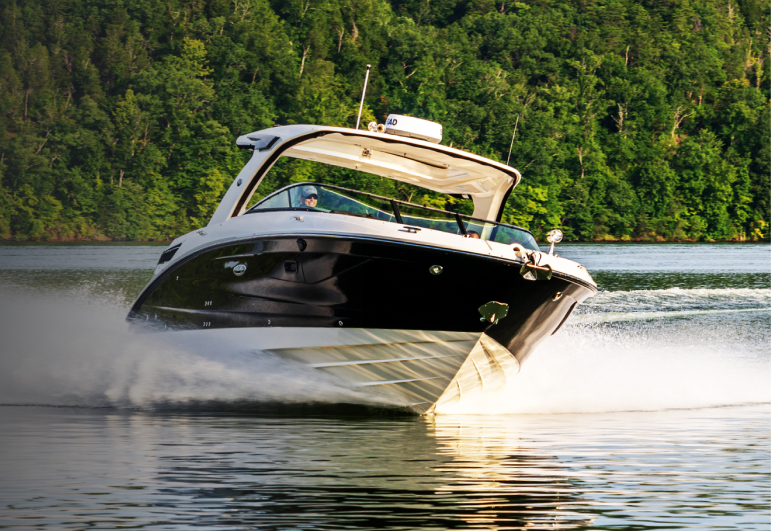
[0,290,385,409]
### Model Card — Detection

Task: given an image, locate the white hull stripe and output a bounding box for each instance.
[309,353,465,368]
[359,376,444,387]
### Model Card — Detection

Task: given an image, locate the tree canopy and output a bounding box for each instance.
[0,0,769,241]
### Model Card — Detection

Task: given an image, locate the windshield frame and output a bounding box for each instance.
[245,181,537,245]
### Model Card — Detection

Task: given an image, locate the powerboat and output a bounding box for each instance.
[127,116,597,414]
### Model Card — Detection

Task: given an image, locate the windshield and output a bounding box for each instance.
[247,183,539,250]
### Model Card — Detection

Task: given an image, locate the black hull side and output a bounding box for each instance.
[129,236,595,357]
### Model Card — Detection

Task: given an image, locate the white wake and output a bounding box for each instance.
[0,290,382,409]
[437,288,771,414]
[0,287,769,414]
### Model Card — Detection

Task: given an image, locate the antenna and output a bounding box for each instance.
[355,64,371,130]
[506,114,520,166]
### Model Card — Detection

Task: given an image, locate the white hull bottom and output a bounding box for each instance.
[165,328,521,414]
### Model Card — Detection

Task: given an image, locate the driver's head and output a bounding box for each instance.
[300,185,318,208]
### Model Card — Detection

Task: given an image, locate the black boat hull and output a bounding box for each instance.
[129,236,594,364]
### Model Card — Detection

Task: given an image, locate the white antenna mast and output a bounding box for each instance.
[355,64,371,130]
[506,114,520,166]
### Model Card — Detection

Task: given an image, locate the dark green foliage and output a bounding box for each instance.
[0,0,768,241]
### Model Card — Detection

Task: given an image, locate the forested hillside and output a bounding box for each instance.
[0,0,769,241]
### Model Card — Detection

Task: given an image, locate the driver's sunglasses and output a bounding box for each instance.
[307,194,318,200]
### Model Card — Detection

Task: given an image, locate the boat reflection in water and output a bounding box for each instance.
[128,117,596,413]
[430,416,596,529]
[130,412,595,530]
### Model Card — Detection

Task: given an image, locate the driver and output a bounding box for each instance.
[298,185,319,209]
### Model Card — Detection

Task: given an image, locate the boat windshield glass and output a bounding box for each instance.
[247,183,539,250]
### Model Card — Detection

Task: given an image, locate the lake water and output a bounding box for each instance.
[0,243,769,530]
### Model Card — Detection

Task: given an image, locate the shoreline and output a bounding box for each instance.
[0,238,769,245]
